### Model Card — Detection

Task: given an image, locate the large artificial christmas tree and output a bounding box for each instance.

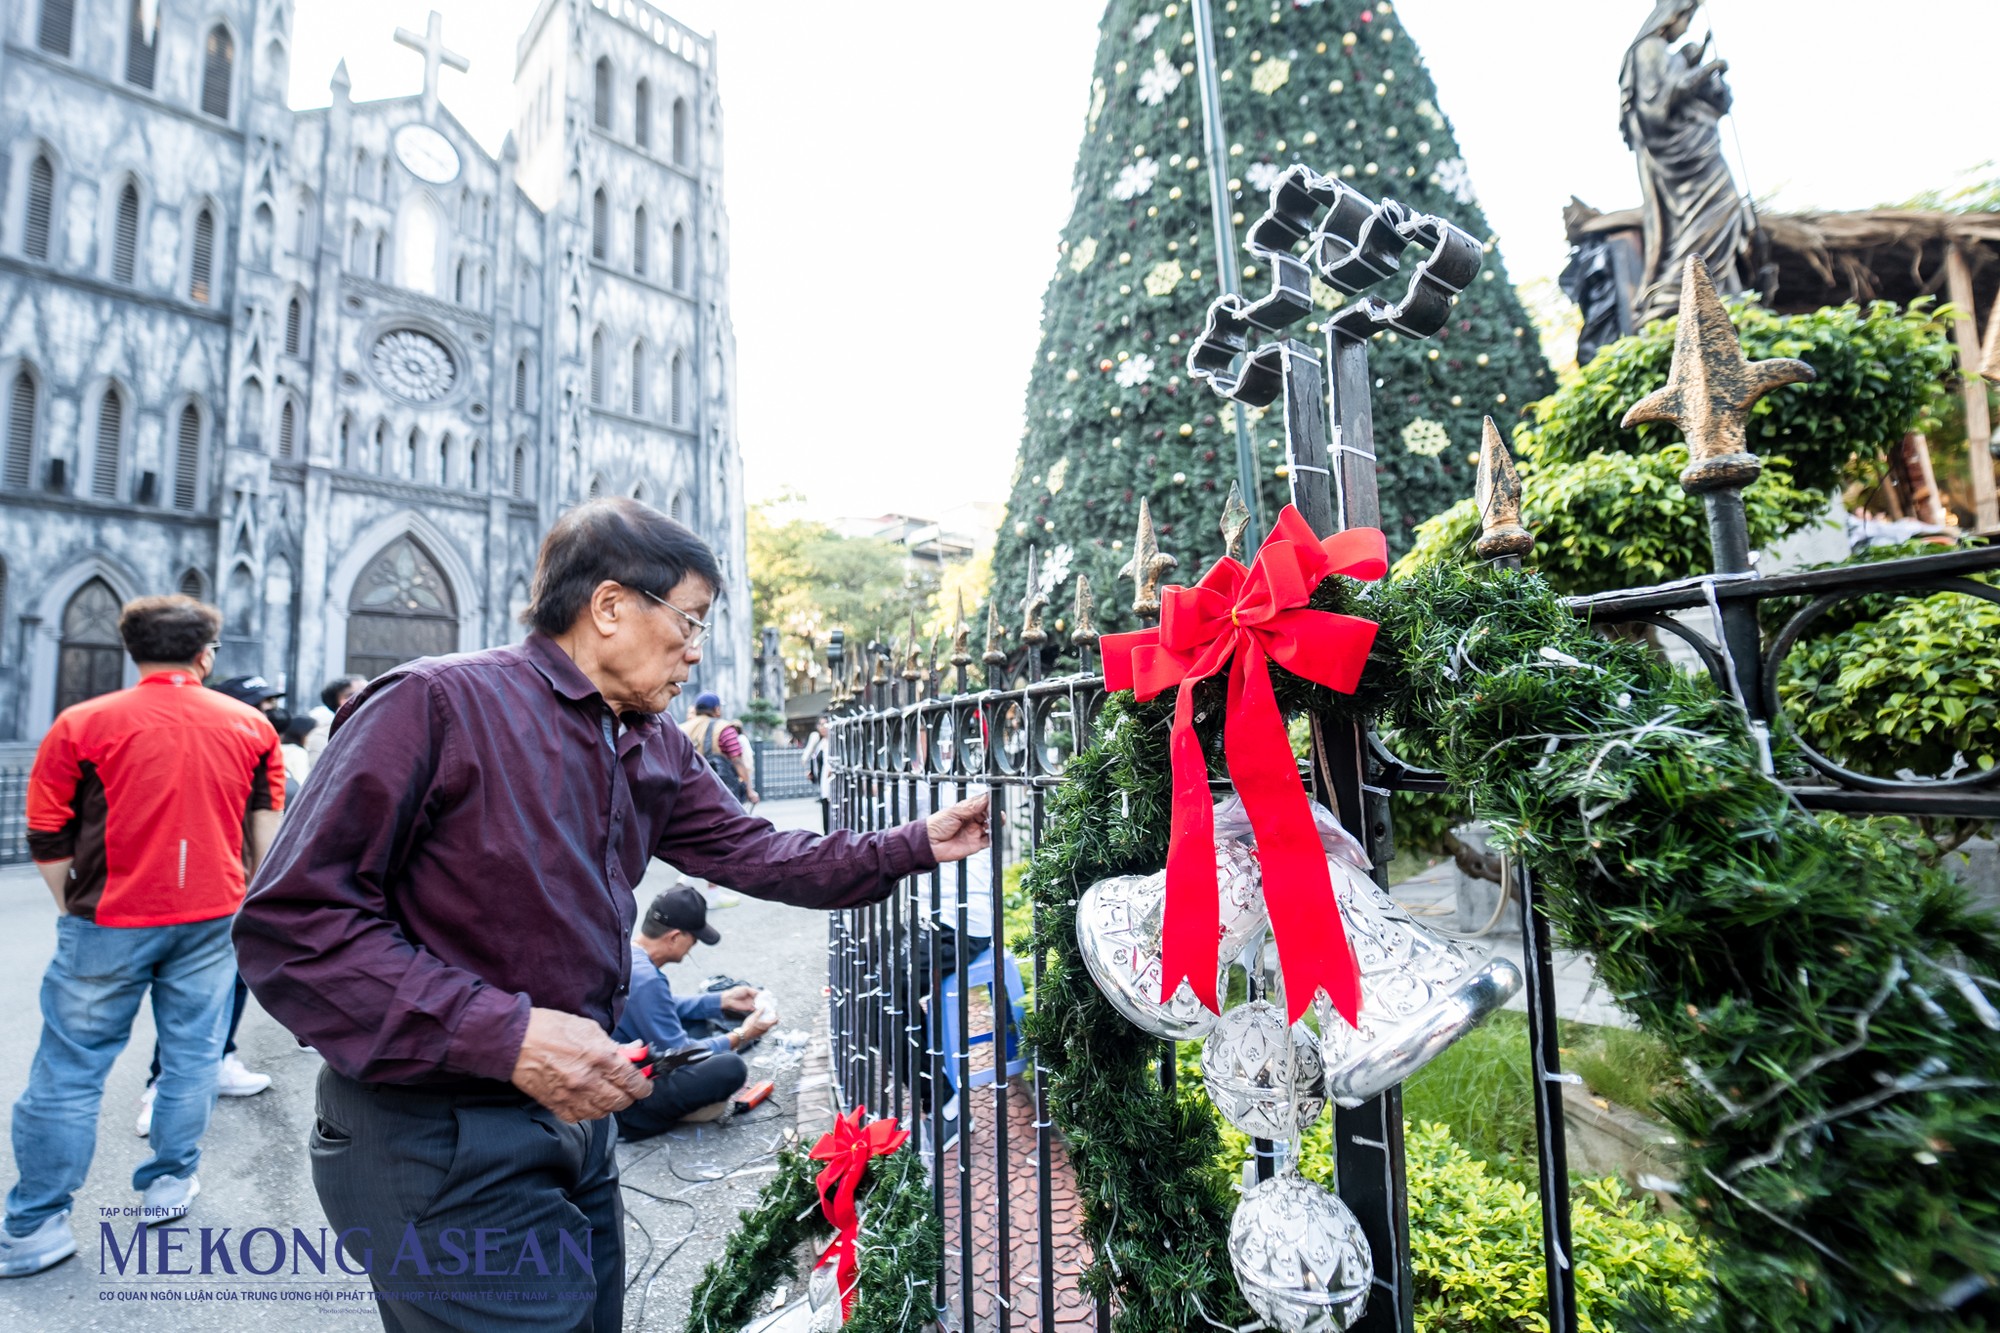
[993,0,1550,641]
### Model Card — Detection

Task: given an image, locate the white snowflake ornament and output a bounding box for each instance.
[1402,418,1451,458]
[1432,158,1476,206]
[1130,12,1161,42]
[1115,354,1155,388]
[1136,51,1183,106]
[1037,544,1075,596]
[1244,161,1284,198]
[1111,157,1160,201]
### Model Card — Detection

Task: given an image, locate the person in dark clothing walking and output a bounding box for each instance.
[611,888,772,1136]
[234,499,990,1331]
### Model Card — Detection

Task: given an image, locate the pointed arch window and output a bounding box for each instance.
[632,206,648,277]
[58,579,125,716]
[6,370,38,489]
[173,403,201,509]
[590,331,605,406]
[372,232,386,281]
[371,420,388,473]
[511,444,527,498]
[112,182,141,284]
[671,97,689,165]
[439,433,454,486]
[593,58,612,130]
[345,537,458,679]
[634,80,651,148]
[671,222,686,290]
[93,386,124,498]
[588,474,603,500]
[670,350,685,425]
[178,569,205,600]
[629,341,646,416]
[189,207,217,304]
[277,398,297,460]
[404,430,420,479]
[338,414,356,469]
[514,356,529,411]
[201,25,234,120]
[453,258,466,303]
[126,0,158,89]
[285,295,304,355]
[38,0,74,57]
[591,189,608,261]
[23,154,55,262]
[467,438,481,490]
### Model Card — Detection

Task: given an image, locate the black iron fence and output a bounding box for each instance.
[822,162,2000,1333]
[751,741,819,802]
[0,768,30,865]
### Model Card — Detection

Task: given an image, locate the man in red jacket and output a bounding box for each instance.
[0,596,284,1277]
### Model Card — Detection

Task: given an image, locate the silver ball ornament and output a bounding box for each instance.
[1228,1173,1372,1331]
[1199,1000,1326,1140]
[806,1261,844,1332]
[743,1300,815,1333]
[1075,840,1265,1040]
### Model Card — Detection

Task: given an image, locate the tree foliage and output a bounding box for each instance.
[747,500,931,664]
[991,0,1550,640]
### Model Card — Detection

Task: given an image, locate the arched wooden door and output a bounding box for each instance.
[344,537,458,679]
[56,578,126,714]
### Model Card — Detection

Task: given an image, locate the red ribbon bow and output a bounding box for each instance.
[1101,505,1386,1026]
[809,1107,910,1318]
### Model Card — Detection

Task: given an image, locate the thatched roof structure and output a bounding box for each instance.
[1564,203,2000,320]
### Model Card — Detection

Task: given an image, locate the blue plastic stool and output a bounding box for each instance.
[937,948,1028,1091]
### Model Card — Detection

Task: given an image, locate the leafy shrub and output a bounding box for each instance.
[1520,299,1955,493]
[1402,1121,1709,1333]
[1398,299,1958,598]
[1398,446,1828,596]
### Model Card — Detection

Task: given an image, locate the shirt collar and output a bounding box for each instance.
[522,631,666,736]
[139,671,201,688]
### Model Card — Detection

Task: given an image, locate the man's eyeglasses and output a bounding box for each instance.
[636,587,711,650]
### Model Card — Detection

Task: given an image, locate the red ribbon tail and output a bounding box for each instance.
[1158,676,1223,1012]
[1223,648,1363,1027]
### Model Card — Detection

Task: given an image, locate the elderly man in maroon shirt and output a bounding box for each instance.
[235,499,988,1331]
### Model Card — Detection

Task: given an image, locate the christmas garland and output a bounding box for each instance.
[1025,562,2000,1329]
[683,1138,939,1333]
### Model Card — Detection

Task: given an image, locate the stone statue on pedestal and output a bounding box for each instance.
[1619,0,1754,324]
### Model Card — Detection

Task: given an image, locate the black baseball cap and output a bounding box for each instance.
[643,887,720,945]
[213,675,285,706]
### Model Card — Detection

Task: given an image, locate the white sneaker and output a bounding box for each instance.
[217,1054,271,1097]
[140,1173,199,1222]
[135,1085,155,1138]
[0,1211,76,1277]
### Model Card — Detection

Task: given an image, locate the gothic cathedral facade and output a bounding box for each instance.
[0,0,748,743]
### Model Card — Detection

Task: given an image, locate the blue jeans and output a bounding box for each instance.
[4,914,236,1236]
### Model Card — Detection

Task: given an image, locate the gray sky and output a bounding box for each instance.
[291,1,1999,526]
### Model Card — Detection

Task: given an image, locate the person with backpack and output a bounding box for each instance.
[680,692,757,809]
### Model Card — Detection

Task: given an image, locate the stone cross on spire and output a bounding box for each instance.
[394,10,469,119]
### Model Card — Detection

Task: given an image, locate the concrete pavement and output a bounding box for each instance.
[0,796,835,1331]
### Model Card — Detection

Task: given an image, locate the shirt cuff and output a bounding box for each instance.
[448,986,534,1083]
[888,820,938,879]
[707,1033,733,1055]
[692,991,725,1021]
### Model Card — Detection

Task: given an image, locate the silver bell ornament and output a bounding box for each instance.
[743,1300,815,1333]
[806,1259,845,1332]
[1317,856,1521,1107]
[1200,1000,1326,1140]
[1075,838,1265,1040]
[1228,1172,1372,1331]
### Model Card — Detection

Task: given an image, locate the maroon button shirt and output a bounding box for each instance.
[234,633,932,1086]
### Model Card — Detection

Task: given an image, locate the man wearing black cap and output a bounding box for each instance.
[611,888,773,1136]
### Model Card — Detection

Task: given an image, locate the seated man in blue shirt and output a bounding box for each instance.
[613,888,776,1138]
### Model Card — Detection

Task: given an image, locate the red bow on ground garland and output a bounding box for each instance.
[809,1108,909,1317]
[1102,505,1387,1026]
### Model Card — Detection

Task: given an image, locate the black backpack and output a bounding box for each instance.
[692,717,748,803]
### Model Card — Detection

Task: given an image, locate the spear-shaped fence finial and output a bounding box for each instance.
[1020,549,1049,649]
[901,612,923,684]
[1474,417,1533,563]
[1117,497,1178,620]
[948,591,972,671]
[1219,480,1252,562]
[982,597,1008,670]
[1071,572,1099,652]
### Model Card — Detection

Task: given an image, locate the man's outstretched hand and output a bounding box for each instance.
[511,1007,653,1122]
[927,793,992,864]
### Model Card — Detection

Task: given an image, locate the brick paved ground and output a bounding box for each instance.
[937,1072,1097,1333]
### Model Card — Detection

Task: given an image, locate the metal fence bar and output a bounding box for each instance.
[0,769,31,866]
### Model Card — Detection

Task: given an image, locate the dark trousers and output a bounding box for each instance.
[309,1067,622,1332]
[613,1050,747,1140]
